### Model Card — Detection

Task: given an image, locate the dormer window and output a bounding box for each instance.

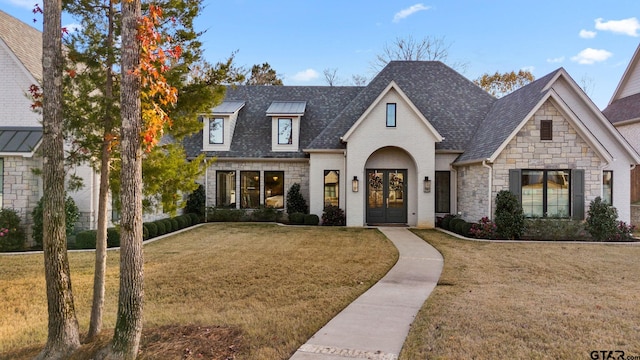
[202,101,245,151]
[209,118,224,144]
[267,101,306,152]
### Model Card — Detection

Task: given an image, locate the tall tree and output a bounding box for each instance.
[372,35,467,72]
[473,70,535,98]
[245,62,283,85]
[36,0,81,358]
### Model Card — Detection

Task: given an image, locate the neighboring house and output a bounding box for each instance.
[0,10,103,239]
[603,43,640,207]
[186,60,640,227]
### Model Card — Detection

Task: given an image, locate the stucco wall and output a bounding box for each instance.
[204,159,310,212]
[308,152,344,218]
[0,42,41,127]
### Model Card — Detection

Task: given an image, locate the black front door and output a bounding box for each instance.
[366,169,407,224]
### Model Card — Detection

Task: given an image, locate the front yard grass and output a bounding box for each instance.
[401,230,640,359]
[0,223,398,359]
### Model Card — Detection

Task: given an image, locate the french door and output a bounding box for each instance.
[366,169,407,224]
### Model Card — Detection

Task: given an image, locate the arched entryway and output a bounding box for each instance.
[364,146,417,225]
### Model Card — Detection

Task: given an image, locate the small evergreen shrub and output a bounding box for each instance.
[188,213,200,225]
[440,214,457,231]
[155,220,167,235]
[289,212,305,225]
[143,224,149,240]
[449,218,465,233]
[0,208,25,252]
[286,183,308,215]
[585,197,634,241]
[494,190,525,239]
[162,218,174,233]
[145,222,158,239]
[106,227,120,247]
[523,218,589,241]
[321,205,345,226]
[250,206,280,222]
[170,218,179,232]
[185,184,206,219]
[304,214,320,226]
[454,220,473,237]
[182,214,192,227]
[32,195,80,247]
[207,208,245,222]
[75,230,97,249]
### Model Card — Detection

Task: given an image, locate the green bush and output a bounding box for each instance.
[304,214,320,226]
[289,212,305,225]
[0,208,25,252]
[470,217,497,239]
[207,208,246,222]
[106,228,120,247]
[523,218,590,241]
[454,220,473,237]
[155,220,167,235]
[321,205,345,226]
[32,195,80,247]
[75,230,97,249]
[250,206,280,222]
[494,190,525,239]
[440,214,457,231]
[181,214,192,227]
[143,224,149,240]
[170,218,179,232]
[162,218,174,233]
[145,222,158,239]
[449,218,465,233]
[188,213,200,225]
[185,184,206,219]
[586,197,620,241]
[286,183,308,215]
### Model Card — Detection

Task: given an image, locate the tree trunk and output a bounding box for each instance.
[86,0,115,342]
[98,0,144,357]
[36,0,81,358]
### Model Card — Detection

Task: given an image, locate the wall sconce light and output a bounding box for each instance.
[352,176,359,192]
[424,176,431,193]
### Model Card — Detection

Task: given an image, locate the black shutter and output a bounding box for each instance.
[572,169,585,220]
[509,169,522,204]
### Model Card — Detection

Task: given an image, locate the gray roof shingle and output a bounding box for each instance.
[0,10,42,80]
[602,93,640,124]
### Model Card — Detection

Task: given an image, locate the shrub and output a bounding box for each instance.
[470,217,497,239]
[75,230,97,249]
[143,224,149,240]
[32,195,80,247]
[0,208,25,252]
[155,220,167,235]
[440,214,457,231]
[188,213,200,225]
[207,208,246,222]
[170,218,180,232]
[289,212,305,225]
[454,220,473,237]
[494,190,524,239]
[162,218,174,233]
[304,214,320,226]
[586,197,619,241]
[185,184,206,219]
[251,206,280,222]
[106,227,120,247]
[145,222,158,239]
[449,218,465,233]
[321,205,345,226]
[286,183,308,215]
[523,218,589,241]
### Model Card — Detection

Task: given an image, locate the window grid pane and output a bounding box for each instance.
[386,103,396,127]
[546,170,570,217]
[324,170,339,207]
[278,118,292,144]
[522,170,544,217]
[240,171,260,209]
[264,171,284,209]
[216,171,236,208]
[209,118,224,144]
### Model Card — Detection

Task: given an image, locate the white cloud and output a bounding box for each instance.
[6,0,34,9]
[571,48,613,64]
[546,56,565,63]
[579,29,597,39]
[292,69,319,82]
[595,17,640,37]
[393,3,431,23]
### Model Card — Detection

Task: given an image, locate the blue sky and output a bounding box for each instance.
[2,0,639,109]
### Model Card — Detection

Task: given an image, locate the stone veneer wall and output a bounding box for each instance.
[2,156,42,243]
[456,164,490,221]
[490,100,604,217]
[204,159,310,210]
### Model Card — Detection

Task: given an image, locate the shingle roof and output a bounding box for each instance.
[0,10,42,80]
[183,86,363,158]
[0,127,42,153]
[308,61,496,150]
[602,93,640,124]
[455,70,560,163]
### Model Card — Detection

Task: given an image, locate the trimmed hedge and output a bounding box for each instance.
[145,222,158,238]
[188,213,200,225]
[207,208,246,222]
[155,220,167,235]
[289,212,305,225]
[304,214,320,226]
[74,227,120,249]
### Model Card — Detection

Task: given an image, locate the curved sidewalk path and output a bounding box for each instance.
[290,227,444,360]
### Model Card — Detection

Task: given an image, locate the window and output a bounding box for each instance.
[216,171,236,208]
[264,171,284,209]
[435,171,450,213]
[386,103,396,127]
[240,171,260,209]
[540,120,552,140]
[209,118,224,144]
[324,170,339,207]
[278,118,293,144]
[603,171,613,205]
[521,169,570,217]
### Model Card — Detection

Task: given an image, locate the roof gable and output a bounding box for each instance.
[603,44,640,125]
[609,43,640,103]
[341,80,443,143]
[0,10,42,80]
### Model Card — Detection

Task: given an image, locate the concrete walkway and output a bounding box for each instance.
[289,227,444,360]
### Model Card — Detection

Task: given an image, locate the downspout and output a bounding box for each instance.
[482,160,493,219]
[204,157,208,223]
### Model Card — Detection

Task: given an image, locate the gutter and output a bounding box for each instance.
[482,160,493,219]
